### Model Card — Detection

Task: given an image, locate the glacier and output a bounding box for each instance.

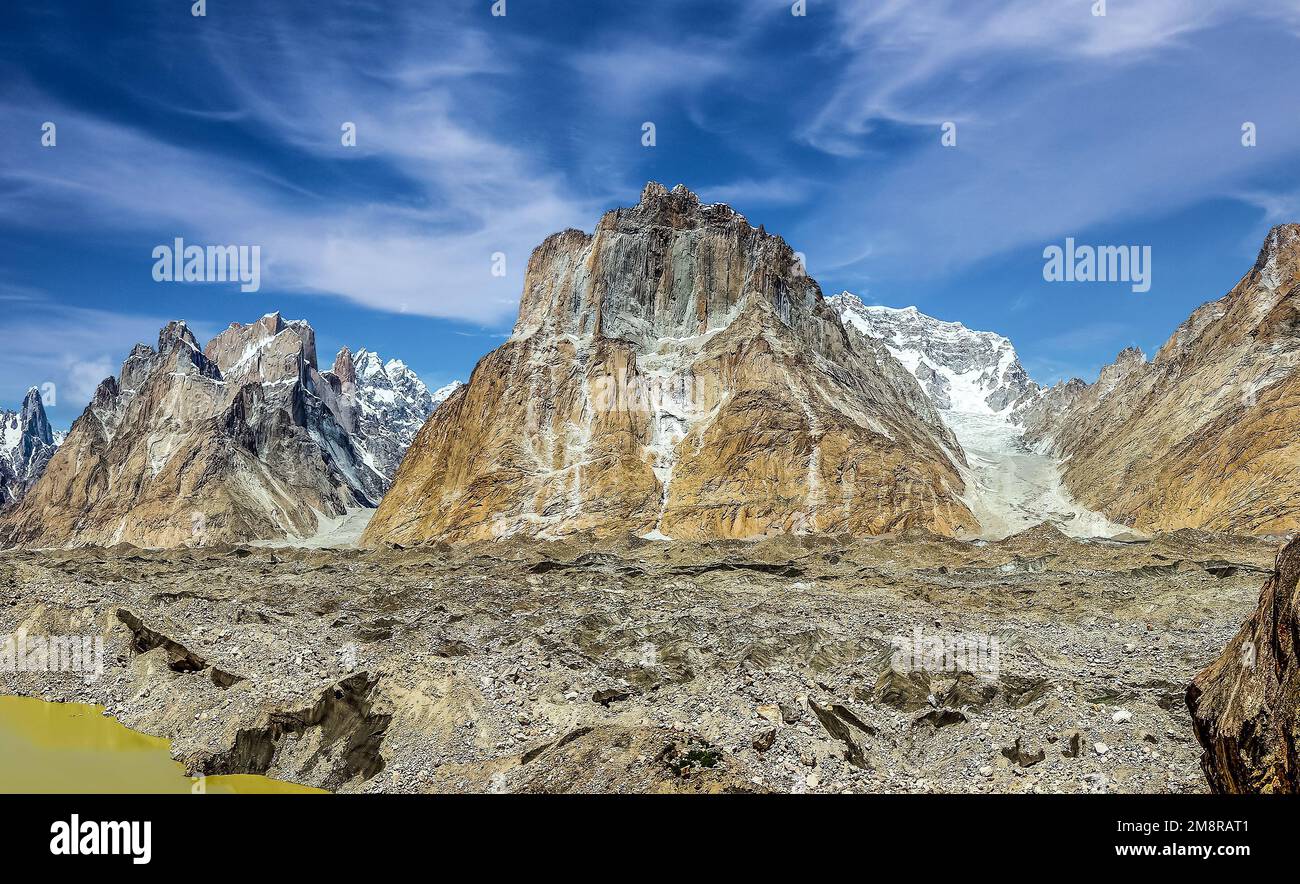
[828,293,1129,540]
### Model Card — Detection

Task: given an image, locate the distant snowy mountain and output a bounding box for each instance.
[827,292,1125,539]
[430,381,464,406]
[323,347,460,483]
[0,387,59,507]
[827,293,1039,415]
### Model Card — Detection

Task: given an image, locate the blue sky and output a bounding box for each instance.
[3,0,1300,427]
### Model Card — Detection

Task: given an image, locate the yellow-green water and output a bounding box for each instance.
[0,696,326,794]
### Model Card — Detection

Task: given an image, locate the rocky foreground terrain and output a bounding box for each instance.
[0,527,1280,793]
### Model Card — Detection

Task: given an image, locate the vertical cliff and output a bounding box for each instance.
[363,183,977,545]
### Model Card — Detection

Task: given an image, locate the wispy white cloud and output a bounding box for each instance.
[806,0,1236,154]
[796,0,1300,276]
[697,177,814,209]
[570,42,733,109]
[0,6,596,327]
[3,0,1299,350]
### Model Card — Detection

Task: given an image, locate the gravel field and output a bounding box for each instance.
[0,526,1278,794]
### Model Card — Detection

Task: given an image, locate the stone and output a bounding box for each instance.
[1189,539,1300,792]
[874,666,933,712]
[1001,738,1046,768]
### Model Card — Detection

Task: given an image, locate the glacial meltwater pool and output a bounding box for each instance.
[0,696,326,794]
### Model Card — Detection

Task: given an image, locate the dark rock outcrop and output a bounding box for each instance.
[1188,538,1300,792]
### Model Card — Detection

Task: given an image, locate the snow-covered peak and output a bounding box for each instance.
[1,387,59,508]
[328,346,459,482]
[828,292,1038,416]
[431,381,464,405]
[354,347,388,380]
[826,293,1125,540]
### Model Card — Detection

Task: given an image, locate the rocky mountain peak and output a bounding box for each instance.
[516,182,823,355]
[331,346,357,386]
[1091,347,1146,398]
[365,185,976,545]
[629,182,716,228]
[0,387,59,508]
[205,313,320,385]
[620,182,754,235]
[0,314,400,547]
[1253,223,1300,292]
[18,387,52,444]
[319,346,449,485]
[353,348,388,378]
[157,320,200,355]
[827,294,1039,416]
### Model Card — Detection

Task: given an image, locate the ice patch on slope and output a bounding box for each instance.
[827,294,1124,539]
[252,507,375,549]
[945,411,1131,540]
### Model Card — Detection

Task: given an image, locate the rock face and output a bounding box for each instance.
[1022,225,1300,536]
[827,295,1040,415]
[364,183,977,545]
[1188,538,1300,793]
[0,388,59,508]
[321,347,458,483]
[0,314,393,547]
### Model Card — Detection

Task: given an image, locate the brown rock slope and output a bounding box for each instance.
[0,314,385,548]
[1188,538,1300,792]
[1022,225,1300,535]
[364,183,977,545]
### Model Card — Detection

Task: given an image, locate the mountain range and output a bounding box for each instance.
[323,345,462,485]
[1021,224,1300,537]
[827,294,1040,416]
[1,186,1297,548]
[0,314,449,547]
